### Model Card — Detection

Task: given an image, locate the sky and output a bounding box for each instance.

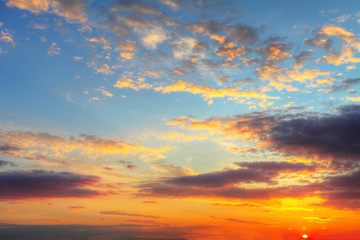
[0,0,360,239]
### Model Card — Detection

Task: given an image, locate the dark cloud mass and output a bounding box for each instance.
[269,105,360,161]
[0,170,103,200]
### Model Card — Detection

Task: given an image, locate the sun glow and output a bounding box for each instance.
[302,234,308,239]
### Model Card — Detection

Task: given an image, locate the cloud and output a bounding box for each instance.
[157,131,208,143]
[187,21,224,36]
[0,29,15,46]
[6,0,89,24]
[87,60,114,75]
[0,159,17,167]
[258,41,292,63]
[163,161,315,188]
[68,205,88,211]
[145,70,161,78]
[50,0,88,24]
[139,159,360,210]
[73,56,83,61]
[226,217,267,225]
[319,25,359,46]
[151,162,196,177]
[215,42,247,60]
[112,0,159,15]
[27,22,47,30]
[88,37,109,46]
[171,67,186,76]
[306,25,360,65]
[225,24,259,45]
[168,105,360,163]
[293,50,314,67]
[160,0,180,10]
[330,78,360,92]
[0,223,209,240]
[47,42,61,55]
[256,64,331,90]
[317,171,360,209]
[114,76,278,104]
[268,105,360,161]
[100,210,160,219]
[0,131,170,162]
[346,96,360,102]
[141,26,168,49]
[6,0,49,13]
[155,80,278,104]
[139,181,308,200]
[172,37,198,59]
[94,86,113,97]
[0,170,102,200]
[115,40,137,52]
[115,40,137,59]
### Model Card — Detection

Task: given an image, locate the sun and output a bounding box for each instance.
[302,234,308,239]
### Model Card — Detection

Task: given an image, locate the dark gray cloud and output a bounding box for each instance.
[103,13,130,36]
[0,159,17,167]
[233,77,254,85]
[304,30,337,54]
[0,144,20,152]
[225,24,259,45]
[0,170,103,200]
[330,78,360,92]
[293,49,314,66]
[139,182,308,200]
[269,105,360,161]
[138,161,318,201]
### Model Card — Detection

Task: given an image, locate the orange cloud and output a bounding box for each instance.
[210,34,226,44]
[167,115,267,142]
[7,0,89,25]
[215,42,246,60]
[88,37,109,45]
[155,80,278,103]
[87,61,113,75]
[6,0,49,13]
[120,52,135,59]
[0,131,170,161]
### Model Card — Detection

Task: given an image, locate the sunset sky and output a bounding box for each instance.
[1,0,360,239]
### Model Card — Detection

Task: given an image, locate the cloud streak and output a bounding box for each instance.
[0,170,102,200]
